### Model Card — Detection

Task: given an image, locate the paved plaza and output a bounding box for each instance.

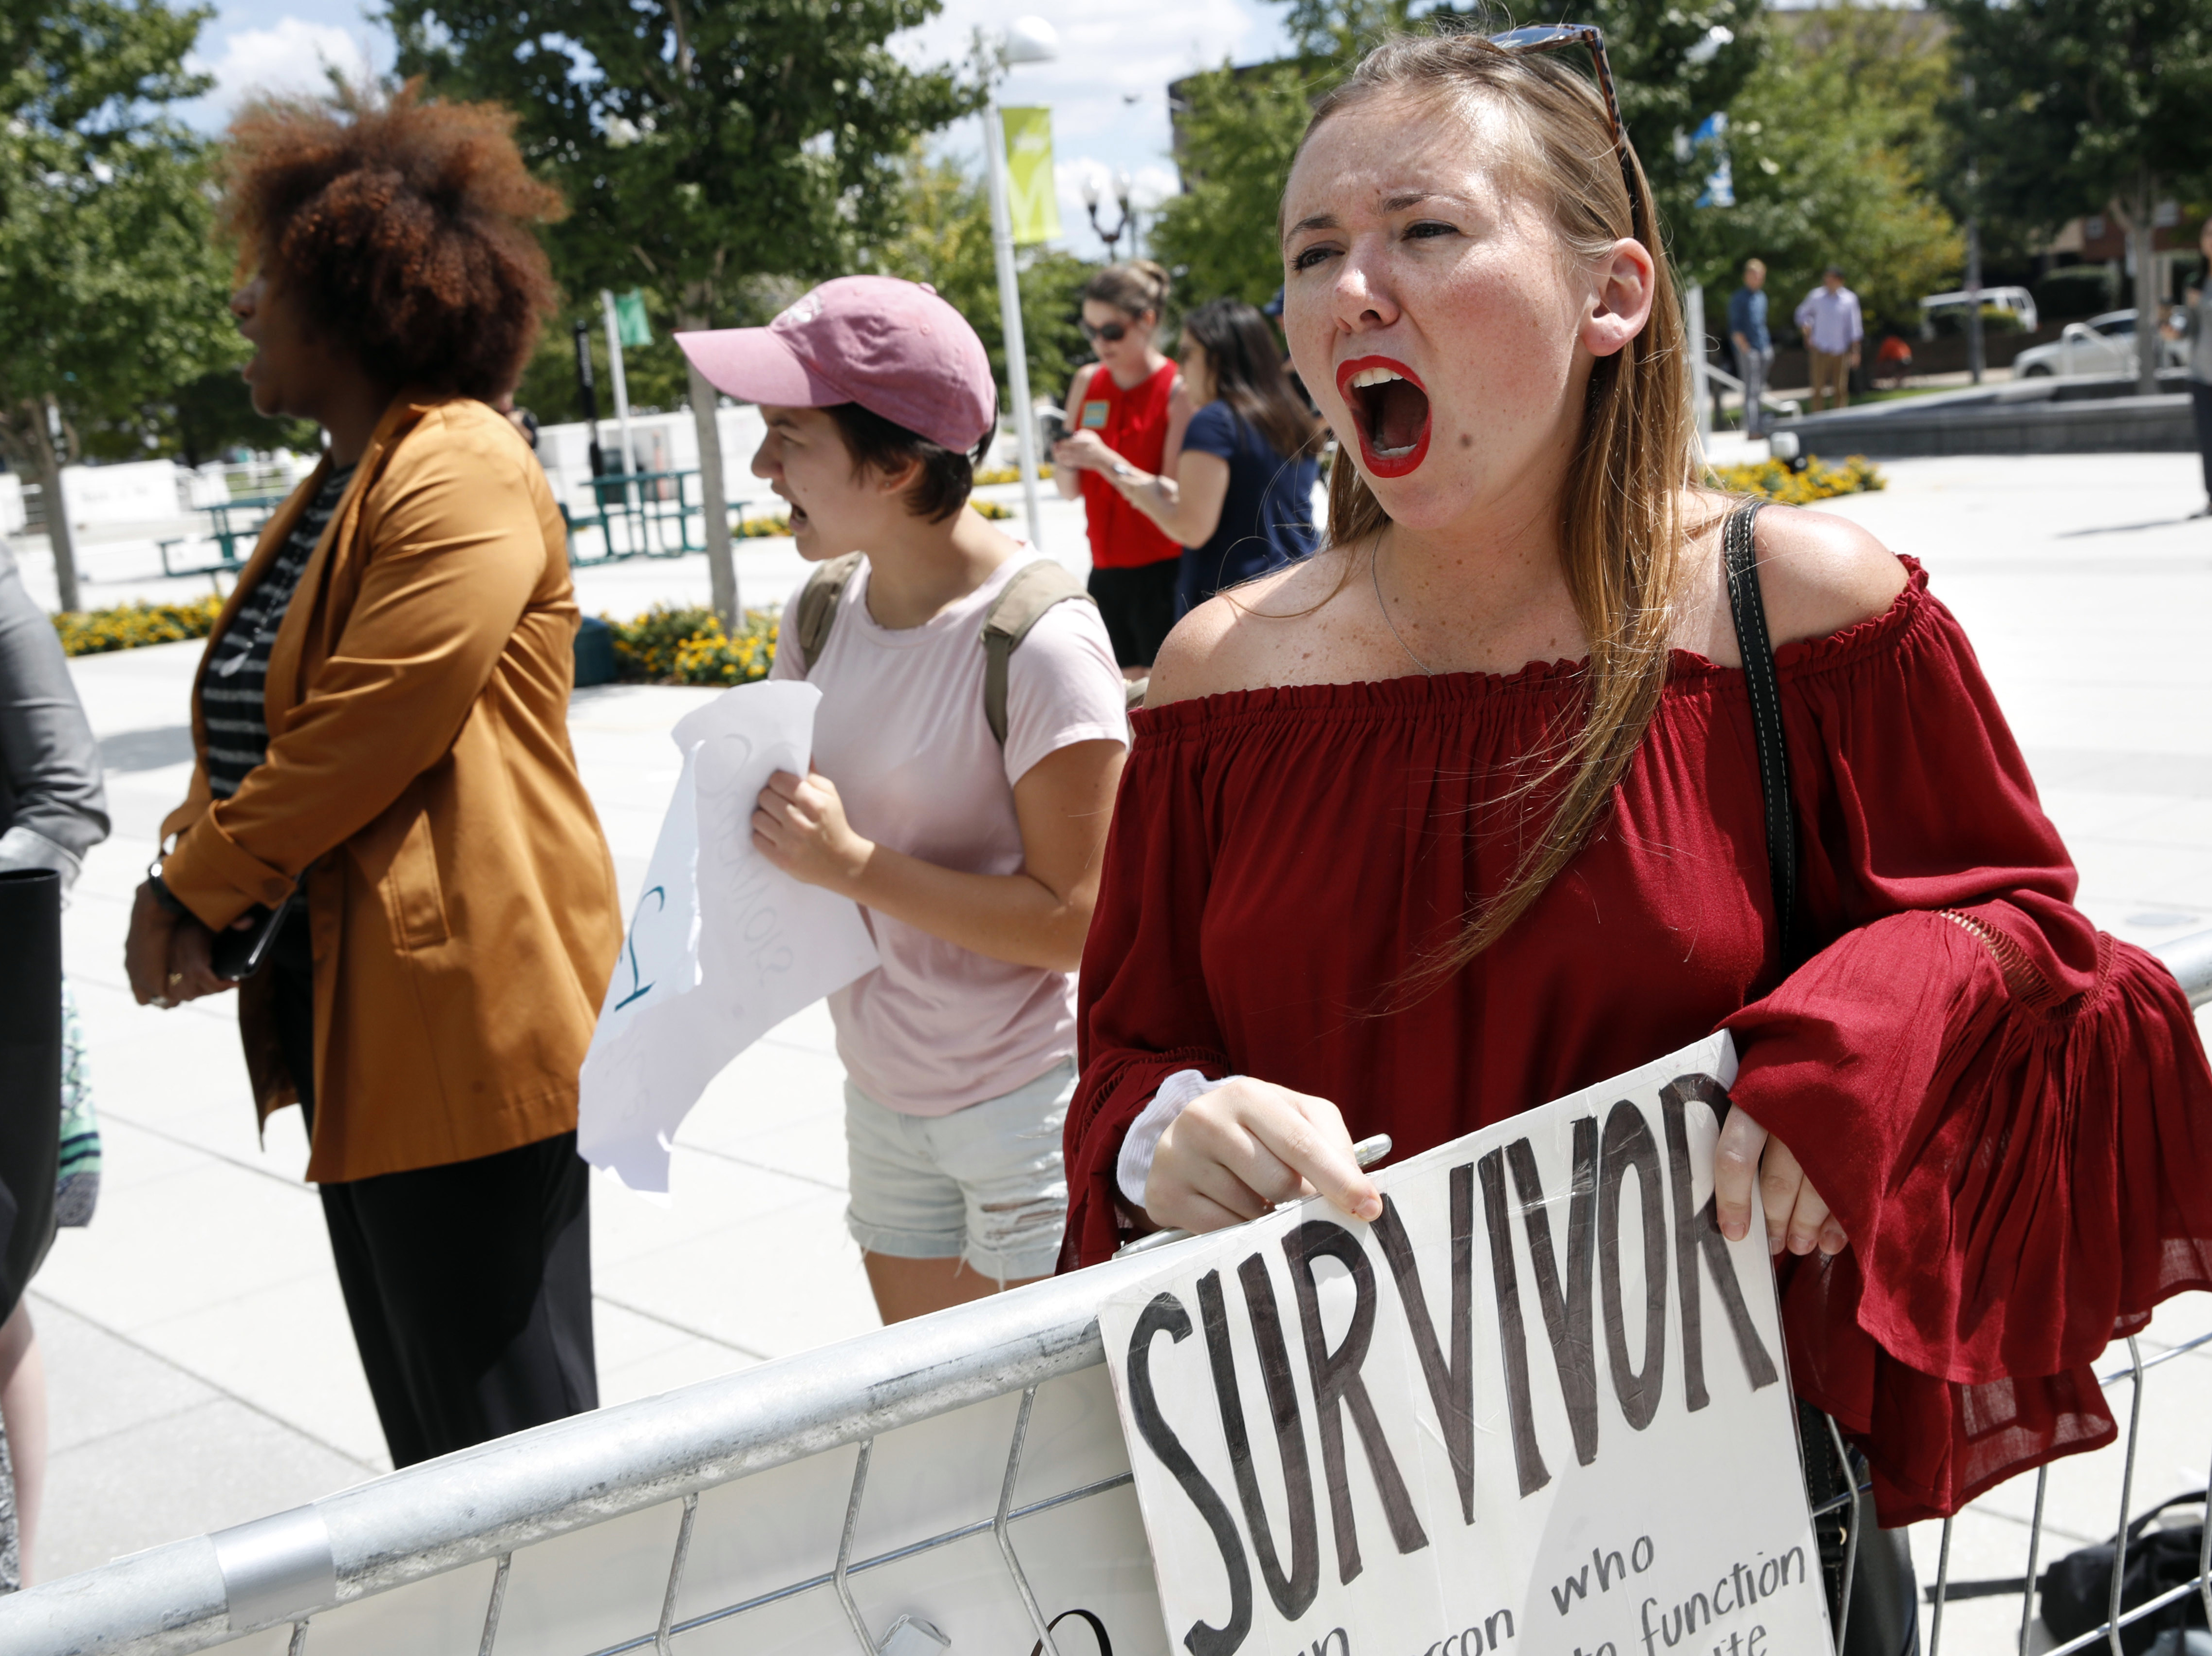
[8,450,2210,1652]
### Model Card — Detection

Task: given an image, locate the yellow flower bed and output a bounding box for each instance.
[605,604,781,687]
[1709,454,1885,506]
[53,596,225,657]
[669,614,781,687]
[974,464,1053,485]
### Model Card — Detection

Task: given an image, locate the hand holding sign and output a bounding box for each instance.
[1101,1034,1831,1656]
[1713,1112,1850,1258]
[1147,1079,1381,1232]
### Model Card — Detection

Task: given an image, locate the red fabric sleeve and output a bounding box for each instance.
[1725,585,2212,1522]
[1061,714,1233,1270]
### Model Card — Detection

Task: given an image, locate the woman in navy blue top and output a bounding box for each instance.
[1079,299,1321,616]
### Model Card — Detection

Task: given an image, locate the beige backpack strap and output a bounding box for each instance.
[790,552,864,675]
[980,560,1094,745]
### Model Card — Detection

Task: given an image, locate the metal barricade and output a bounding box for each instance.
[4,933,2209,1656]
[1924,1332,2212,1656]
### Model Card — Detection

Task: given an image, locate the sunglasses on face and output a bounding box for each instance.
[1486,22,1645,229]
[1081,319,1132,343]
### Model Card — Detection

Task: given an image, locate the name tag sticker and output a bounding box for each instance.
[1081,401,1110,429]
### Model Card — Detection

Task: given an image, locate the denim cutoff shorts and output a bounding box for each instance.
[843,1057,1074,1282]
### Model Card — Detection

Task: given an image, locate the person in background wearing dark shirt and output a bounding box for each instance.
[1082,299,1321,617]
[1728,258,1773,436]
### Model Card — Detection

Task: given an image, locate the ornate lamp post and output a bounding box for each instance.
[1081,169,1134,261]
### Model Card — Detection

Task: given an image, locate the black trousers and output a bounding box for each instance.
[272,919,597,1468]
[1087,559,1181,670]
[2193,382,2212,501]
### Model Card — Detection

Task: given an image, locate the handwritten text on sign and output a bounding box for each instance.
[579,681,879,1194]
[1100,1034,1828,1656]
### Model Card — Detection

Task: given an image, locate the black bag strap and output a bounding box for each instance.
[1723,499,1799,968]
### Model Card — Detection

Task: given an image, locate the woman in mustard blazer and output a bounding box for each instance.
[122,88,622,1467]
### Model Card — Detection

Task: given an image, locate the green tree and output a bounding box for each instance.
[389,0,977,625]
[1268,0,1769,283]
[0,0,241,612]
[1564,0,1767,282]
[1934,0,2212,394]
[513,299,697,444]
[76,369,319,467]
[868,150,1095,417]
[1151,62,1314,308]
[1710,9,1964,335]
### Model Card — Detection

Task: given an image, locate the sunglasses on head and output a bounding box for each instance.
[1485,22,1645,229]
[1080,319,1132,343]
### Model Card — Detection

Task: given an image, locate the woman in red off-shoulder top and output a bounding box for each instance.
[1061,31,2212,1531]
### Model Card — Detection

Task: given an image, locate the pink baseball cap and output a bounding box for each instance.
[675,277,997,454]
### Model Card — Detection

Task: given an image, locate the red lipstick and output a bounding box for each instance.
[1335,355,1432,480]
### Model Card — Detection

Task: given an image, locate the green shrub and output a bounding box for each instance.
[603,604,719,680]
[2032,264,2120,321]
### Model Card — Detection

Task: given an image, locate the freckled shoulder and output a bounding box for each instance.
[1750,502,1909,649]
[1145,554,1351,708]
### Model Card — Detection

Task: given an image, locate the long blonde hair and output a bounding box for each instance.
[1299,34,1698,982]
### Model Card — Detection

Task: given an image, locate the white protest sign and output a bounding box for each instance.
[1100,1033,1827,1656]
[580,680,879,1194]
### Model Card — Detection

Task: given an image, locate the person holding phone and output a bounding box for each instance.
[120,86,621,1468]
[1076,298,1321,616]
[1051,261,1190,678]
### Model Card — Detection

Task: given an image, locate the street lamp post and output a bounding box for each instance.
[981,17,1057,551]
[1081,169,1133,261]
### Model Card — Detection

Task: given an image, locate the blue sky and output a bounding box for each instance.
[175,0,1301,261]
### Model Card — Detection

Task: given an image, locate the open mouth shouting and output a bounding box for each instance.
[775,486,812,536]
[1336,356,1432,479]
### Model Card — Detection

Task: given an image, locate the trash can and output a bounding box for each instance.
[575,615,619,688]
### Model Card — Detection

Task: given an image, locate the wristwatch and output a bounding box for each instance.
[144,862,189,917]
[1109,459,1137,482]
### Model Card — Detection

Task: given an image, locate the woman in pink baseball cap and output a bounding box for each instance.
[677,278,1130,1323]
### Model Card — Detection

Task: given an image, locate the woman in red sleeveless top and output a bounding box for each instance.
[1052,261,1189,676]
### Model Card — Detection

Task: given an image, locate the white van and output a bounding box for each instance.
[1917,286,2039,339]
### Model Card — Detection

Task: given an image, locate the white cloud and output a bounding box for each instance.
[183,18,386,124]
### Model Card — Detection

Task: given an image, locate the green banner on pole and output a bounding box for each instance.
[1000,107,1061,245]
[614,290,653,349]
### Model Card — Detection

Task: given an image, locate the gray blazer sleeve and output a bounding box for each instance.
[0,543,109,885]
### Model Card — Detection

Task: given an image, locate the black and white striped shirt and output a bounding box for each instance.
[205,465,355,800]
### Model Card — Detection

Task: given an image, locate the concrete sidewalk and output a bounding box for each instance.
[10,450,2212,1656]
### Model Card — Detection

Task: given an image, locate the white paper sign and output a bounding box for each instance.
[1100,1034,1828,1656]
[580,681,879,1194]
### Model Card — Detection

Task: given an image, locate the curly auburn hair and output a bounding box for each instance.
[219,82,565,400]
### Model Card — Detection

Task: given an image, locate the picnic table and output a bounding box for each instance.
[561,468,760,565]
[156,493,290,580]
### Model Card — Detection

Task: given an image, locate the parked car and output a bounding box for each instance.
[2014,309,2188,378]
[1918,285,2039,338]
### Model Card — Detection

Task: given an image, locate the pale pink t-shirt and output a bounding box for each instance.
[771,554,1128,1115]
